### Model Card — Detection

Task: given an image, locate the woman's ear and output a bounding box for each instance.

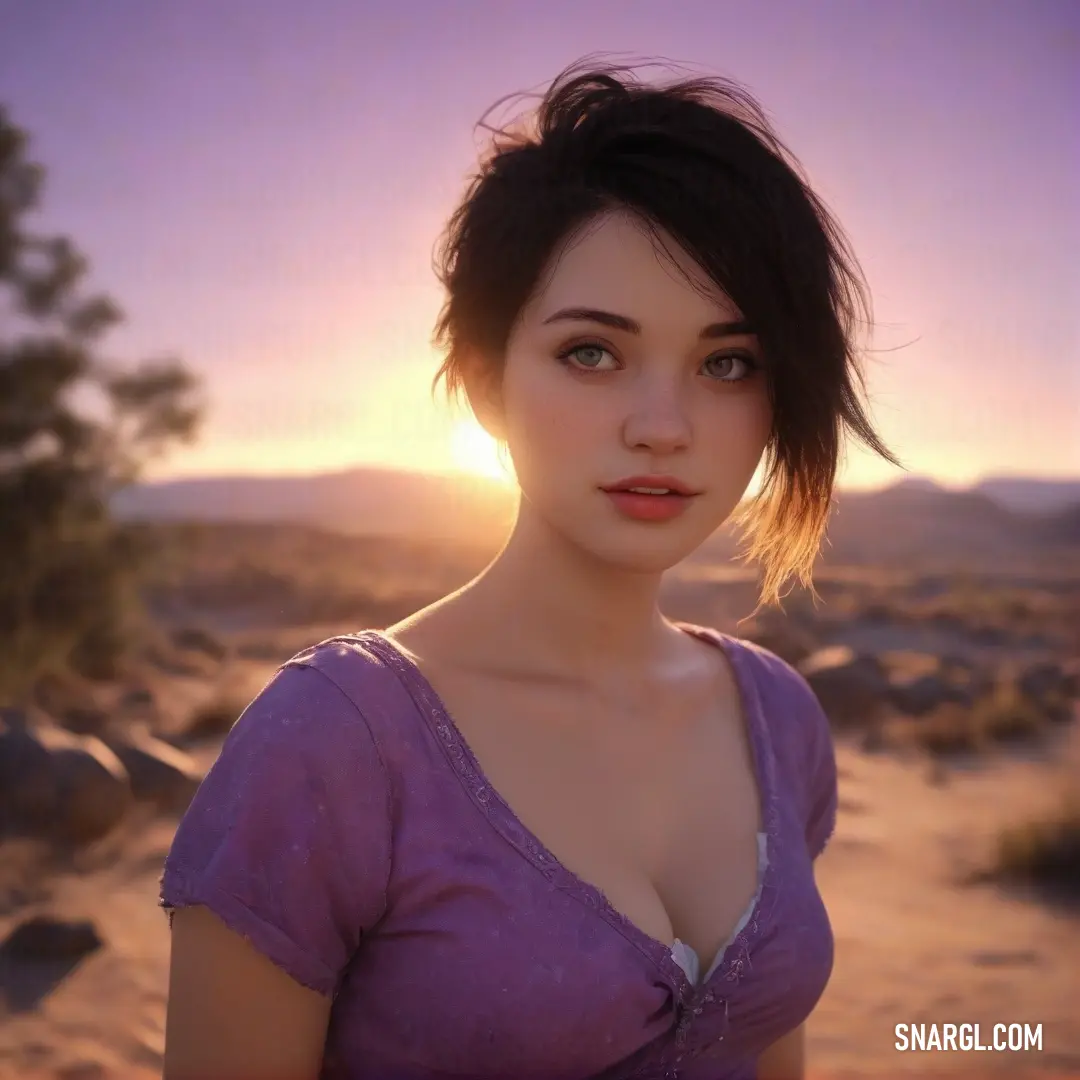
[460,352,506,440]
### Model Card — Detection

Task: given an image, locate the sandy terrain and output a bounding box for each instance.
[0,674,1076,1080]
[812,724,1079,1078]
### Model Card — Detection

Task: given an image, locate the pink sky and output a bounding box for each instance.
[3,0,1077,488]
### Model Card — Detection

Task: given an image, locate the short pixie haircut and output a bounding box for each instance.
[432,59,900,607]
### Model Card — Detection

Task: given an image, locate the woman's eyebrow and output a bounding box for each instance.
[540,307,753,339]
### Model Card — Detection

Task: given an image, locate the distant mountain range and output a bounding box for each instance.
[111,467,517,543]
[870,475,1080,514]
[814,481,1079,566]
[111,468,1080,566]
[970,476,1080,514]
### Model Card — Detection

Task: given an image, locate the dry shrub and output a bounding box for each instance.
[974,683,1047,745]
[993,793,1080,897]
[914,703,983,756]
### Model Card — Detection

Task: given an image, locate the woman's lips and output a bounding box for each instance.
[602,489,695,522]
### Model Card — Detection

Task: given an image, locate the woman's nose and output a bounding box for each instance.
[621,384,692,454]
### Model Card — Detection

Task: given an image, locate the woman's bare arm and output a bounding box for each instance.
[163,905,333,1080]
[756,1022,806,1079]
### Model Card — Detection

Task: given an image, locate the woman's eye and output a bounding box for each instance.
[560,344,618,371]
[703,353,755,382]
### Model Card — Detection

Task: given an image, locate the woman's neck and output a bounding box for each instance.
[435,502,680,686]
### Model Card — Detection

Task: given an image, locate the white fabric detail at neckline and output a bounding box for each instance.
[670,831,769,986]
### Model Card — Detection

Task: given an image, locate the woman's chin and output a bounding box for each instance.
[563,523,715,576]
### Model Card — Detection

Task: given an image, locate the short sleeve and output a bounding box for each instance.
[159,660,392,997]
[801,680,838,860]
[737,636,839,861]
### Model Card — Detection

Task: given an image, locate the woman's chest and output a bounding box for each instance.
[325,787,833,1080]
[422,670,765,962]
[328,632,836,1077]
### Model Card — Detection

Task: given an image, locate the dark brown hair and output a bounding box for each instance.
[431,57,900,606]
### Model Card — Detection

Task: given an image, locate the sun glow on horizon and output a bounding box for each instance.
[449,417,516,484]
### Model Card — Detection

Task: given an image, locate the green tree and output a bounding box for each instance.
[0,106,204,700]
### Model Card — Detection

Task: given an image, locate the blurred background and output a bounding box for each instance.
[0,2,1077,1077]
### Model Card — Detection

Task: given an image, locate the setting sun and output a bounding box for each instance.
[449,418,515,483]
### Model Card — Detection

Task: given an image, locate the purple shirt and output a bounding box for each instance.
[160,625,838,1079]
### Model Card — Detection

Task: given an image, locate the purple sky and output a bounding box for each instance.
[2,0,1078,488]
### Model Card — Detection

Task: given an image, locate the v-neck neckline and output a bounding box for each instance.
[357,623,780,1003]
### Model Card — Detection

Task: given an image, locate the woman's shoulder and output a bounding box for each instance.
[683,621,833,764]
[180,631,406,815]
[689,623,838,857]
[165,630,421,839]
[279,630,410,711]
[193,633,402,762]
[680,621,822,719]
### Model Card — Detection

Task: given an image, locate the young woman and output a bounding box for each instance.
[161,59,898,1080]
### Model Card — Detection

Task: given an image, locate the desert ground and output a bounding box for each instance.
[1,521,1078,1079]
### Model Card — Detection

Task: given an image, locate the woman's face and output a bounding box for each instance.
[480,210,773,574]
